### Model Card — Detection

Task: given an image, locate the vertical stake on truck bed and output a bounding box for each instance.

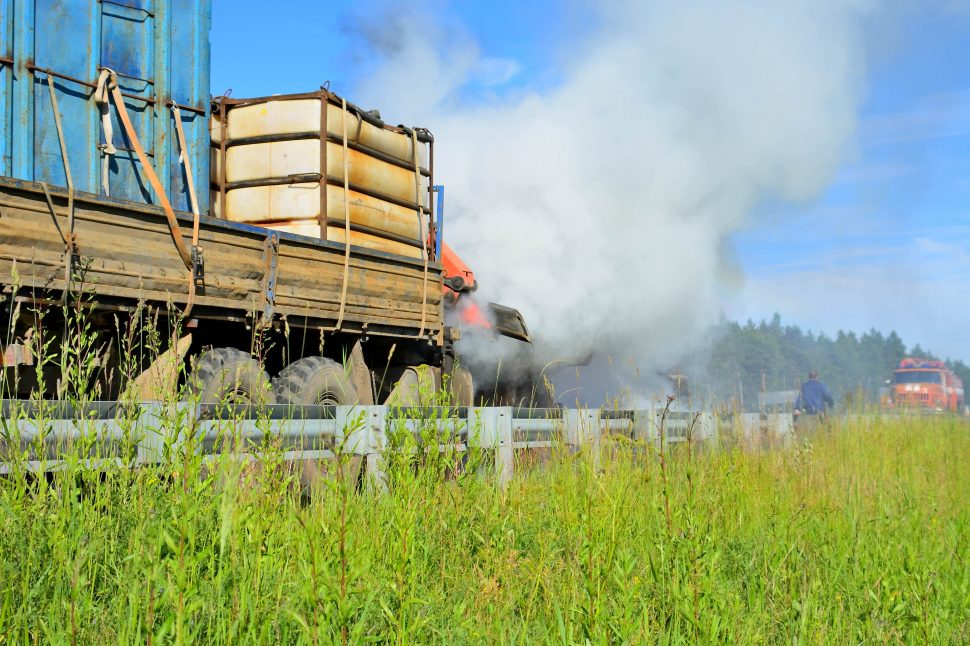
[428,131,436,261]
[259,233,280,328]
[318,87,329,241]
[412,129,429,340]
[334,96,352,331]
[433,184,445,260]
[219,98,228,221]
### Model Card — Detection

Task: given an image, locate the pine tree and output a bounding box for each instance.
[695,316,966,410]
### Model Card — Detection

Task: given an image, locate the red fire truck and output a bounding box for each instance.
[886,358,965,413]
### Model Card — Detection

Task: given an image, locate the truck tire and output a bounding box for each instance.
[451,367,474,407]
[273,357,359,405]
[190,348,275,405]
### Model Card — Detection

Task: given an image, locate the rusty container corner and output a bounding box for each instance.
[0,0,211,214]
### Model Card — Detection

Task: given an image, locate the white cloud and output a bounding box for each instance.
[472,57,520,87]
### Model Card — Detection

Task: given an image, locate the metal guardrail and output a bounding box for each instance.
[0,402,788,485]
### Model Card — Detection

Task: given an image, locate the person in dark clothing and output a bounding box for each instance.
[795,370,835,415]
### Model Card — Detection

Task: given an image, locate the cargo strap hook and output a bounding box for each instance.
[98,67,197,317]
[94,69,117,197]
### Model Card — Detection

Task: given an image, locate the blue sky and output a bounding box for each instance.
[731,3,970,359]
[212,1,970,361]
[211,0,580,98]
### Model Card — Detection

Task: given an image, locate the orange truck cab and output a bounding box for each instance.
[887,358,965,413]
[434,185,531,344]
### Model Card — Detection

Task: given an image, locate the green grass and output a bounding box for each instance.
[0,414,968,644]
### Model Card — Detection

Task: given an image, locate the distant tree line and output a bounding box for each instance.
[693,314,970,408]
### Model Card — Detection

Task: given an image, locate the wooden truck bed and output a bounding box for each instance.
[0,177,443,341]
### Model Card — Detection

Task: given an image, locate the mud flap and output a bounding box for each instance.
[348,339,374,405]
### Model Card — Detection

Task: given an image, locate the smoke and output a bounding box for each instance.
[348,0,874,389]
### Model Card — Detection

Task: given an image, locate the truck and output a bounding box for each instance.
[0,1,538,407]
[884,358,965,414]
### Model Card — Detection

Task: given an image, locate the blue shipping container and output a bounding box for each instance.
[0,0,210,213]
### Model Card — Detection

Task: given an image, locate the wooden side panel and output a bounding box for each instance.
[0,179,442,340]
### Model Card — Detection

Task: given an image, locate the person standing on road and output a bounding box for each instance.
[795,370,835,415]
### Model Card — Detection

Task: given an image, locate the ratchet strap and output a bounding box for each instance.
[94,69,117,197]
[172,103,204,315]
[97,68,197,317]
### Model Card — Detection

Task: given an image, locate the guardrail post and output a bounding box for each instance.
[471,407,513,488]
[136,403,166,465]
[363,406,387,494]
[589,409,602,471]
[496,407,513,487]
[334,405,351,449]
[564,409,600,468]
[467,407,484,476]
[564,409,580,448]
[140,402,194,463]
[632,409,651,444]
[655,406,669,451]
[335,405,384,493]
[700,413,718,443]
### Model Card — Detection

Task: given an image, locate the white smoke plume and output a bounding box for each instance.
[349,0,873,394]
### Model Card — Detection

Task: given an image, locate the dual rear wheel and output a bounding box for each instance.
[190,349,359,406]
[273,357,358,406]
[189,348,275,405]
[189,348,472,407]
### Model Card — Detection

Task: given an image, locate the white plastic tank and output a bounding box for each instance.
[270,220,424,259]
[210,91,432,258]
[210,183,422,241]
[214,99,428,167]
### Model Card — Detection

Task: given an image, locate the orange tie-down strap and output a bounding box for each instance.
[102,70,198,316]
